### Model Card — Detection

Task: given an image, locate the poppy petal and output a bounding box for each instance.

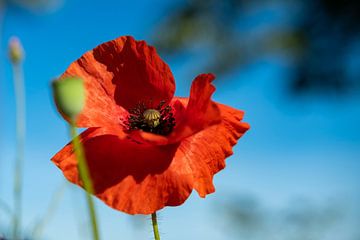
[173,73,221,138]
[61,51,127,128]
[51,127,194,215]
[174,103,249,197]
[91,36,175,110]
[61,36,175,127]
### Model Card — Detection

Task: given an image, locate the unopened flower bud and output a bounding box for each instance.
[8,37,24,64]
[52,77,85,120]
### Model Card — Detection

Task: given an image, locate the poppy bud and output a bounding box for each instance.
[8,37,24,64]
[52,77,85,120]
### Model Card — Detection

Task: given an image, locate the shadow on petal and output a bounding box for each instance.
[82,134,179,194]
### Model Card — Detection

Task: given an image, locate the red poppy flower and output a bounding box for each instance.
[52,36,250,215]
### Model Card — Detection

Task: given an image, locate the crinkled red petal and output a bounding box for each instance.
[176,103,250,197]
[60,49,126,128]
[51,127,194,215]
[60,36,175,127]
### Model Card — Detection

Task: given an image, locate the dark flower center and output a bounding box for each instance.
[126,100,175,135]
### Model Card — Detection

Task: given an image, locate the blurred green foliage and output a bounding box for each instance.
[3,0,63,13]
[153,0,360,95]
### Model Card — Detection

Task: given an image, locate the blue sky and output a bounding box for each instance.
[0,0,359,239]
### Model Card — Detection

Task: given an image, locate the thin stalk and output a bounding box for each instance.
[11,62,25,240]
[0,199,12,218]
[0,0,6,216]
[69,121,100,240]
[31,181,66,239]
[151,212,160,240]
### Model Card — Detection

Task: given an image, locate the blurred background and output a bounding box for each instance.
[0,0,359,239]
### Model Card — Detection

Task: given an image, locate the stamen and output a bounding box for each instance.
[126,100,175,136]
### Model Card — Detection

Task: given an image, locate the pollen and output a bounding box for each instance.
[143,109,161,128]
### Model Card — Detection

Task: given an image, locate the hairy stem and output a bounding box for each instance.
[12,62,25,240]
[0,0,6,220]
[151,212,160,240]
[69,122,100,240]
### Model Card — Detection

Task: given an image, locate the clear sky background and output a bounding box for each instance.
[0,0,359,239]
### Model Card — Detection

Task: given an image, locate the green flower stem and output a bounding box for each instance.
[31,182,66,239]
[11,61,25,240]
[0,0,6,218]
[69,121,100,240]
[151,212,161,240]
[0,199,12,218]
